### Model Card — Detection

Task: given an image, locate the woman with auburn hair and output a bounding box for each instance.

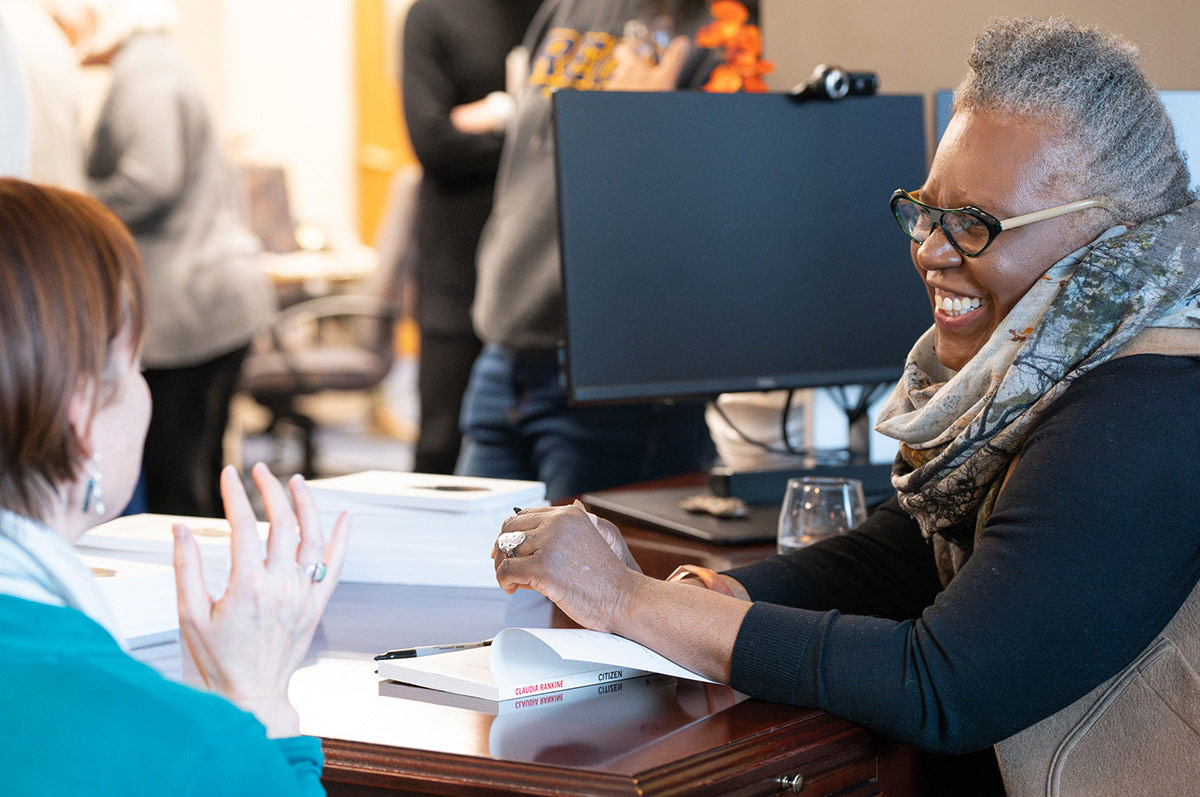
[492,17,1200,795]
[0,178,349,794]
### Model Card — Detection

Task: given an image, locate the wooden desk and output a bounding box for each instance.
[283,517,918,796]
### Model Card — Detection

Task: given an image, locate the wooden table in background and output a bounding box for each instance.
[285,499,919,796]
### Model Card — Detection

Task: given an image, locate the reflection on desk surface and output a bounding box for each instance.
[375,675,742,765]
[294,659,763,790]
[285,582,746,765]
[488,676,739,765]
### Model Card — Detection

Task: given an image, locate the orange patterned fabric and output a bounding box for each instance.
[696,1,772,93]
[666,564,736,596]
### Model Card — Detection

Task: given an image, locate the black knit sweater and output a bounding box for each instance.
[726,354,1200,755]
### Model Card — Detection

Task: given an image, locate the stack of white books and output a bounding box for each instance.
[306,471,547,587]
[76,514,269,599]
[78,554,178,649]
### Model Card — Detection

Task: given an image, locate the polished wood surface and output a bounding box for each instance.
[278,502,918,796]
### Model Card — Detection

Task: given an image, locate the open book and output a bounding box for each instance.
[376,627,716,702]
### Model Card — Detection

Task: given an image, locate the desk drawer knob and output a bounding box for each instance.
[775,773,805,793]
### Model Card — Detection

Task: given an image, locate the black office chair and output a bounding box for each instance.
[239,167,419,477]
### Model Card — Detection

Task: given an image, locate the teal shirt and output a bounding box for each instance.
[0,595,324,795]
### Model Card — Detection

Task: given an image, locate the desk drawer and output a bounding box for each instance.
[718,746,880,796]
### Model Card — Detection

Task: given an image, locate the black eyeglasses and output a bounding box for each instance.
[890,189,1112,257]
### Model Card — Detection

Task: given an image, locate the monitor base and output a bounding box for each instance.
[708,462,895,508]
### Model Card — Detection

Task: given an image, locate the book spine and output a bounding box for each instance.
[499,665,653,700]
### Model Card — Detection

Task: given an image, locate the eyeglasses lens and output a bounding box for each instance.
[894,195,990,256]
[894,197,932,241]
[941,211,989,255]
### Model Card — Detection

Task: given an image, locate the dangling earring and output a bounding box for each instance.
[82,454,105,516]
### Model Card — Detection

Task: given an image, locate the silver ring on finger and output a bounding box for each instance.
[302,562,327,583]
[496,531,526,558]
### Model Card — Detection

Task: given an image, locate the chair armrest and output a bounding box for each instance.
[264,294,395,349]
[251,293,399,388]
[274,294,394,328]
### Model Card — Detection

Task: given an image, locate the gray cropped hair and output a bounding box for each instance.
[954,16,1194,225]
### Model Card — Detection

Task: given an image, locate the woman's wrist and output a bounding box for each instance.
[617,572,751,683]
[612,570,658,638]
[666,565,734,595]
[226,689,301,739]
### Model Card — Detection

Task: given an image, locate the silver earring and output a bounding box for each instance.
[82,454,105,516]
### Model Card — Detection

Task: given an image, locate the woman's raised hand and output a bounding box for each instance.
[604,35,690,92]
[172,463,350,738]
[493,504,647,634]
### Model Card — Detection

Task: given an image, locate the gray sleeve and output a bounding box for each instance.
[88,70,186,225]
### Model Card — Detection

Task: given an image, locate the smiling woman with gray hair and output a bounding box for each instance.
[492,17,1200,795]
[956,17,1191,226]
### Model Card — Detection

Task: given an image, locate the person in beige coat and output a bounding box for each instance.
[86,0,274,516]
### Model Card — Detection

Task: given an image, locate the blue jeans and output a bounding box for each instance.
[456,345,715,501]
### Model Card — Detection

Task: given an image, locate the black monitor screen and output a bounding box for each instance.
[554,91,930,403]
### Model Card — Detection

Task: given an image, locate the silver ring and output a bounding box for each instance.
[496,531,526,558]
[303,562,327,583]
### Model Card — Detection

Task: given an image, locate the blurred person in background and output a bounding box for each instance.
[401,0,543,475]
[0,0,86,190]
[86,0,275,517]
[458,0,727,500]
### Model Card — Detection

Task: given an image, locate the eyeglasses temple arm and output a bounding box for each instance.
[999,198,1112,231]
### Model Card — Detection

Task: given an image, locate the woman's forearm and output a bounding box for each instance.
[493,506,753,682]
[614,575,753,682]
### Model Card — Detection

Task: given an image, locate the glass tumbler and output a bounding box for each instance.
[777,477,867,554]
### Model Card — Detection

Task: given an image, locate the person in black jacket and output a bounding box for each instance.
[400,0,542,474]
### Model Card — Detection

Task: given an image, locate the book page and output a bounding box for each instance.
[81,514,268,554]
[379,627,717,702]
[493,628,716,686]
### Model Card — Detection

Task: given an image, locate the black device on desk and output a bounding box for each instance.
[553,91,927,544]
[583,464,897,546]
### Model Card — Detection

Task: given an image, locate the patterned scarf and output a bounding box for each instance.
[876,201,1200,583]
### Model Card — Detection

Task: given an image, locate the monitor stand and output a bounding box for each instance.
[708,412,894,507]
[582,407,894,546]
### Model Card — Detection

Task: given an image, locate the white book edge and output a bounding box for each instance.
[79,514,269,554]
[377,627,714,701]
[308,470,545,513]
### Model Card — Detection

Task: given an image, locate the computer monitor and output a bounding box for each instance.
[553,92,929,406]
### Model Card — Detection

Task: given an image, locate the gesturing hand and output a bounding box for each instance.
[493,505,647,634]
[450,94,513,134]
[604,35,690,92]
[173,463,350,738]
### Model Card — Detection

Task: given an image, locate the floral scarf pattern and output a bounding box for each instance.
[875,202,1200,583]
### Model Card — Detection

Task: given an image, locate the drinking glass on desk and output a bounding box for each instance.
[777,477,867,554]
